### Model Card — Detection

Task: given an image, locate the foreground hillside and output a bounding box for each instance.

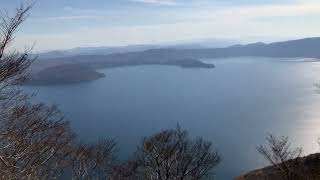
[236,153,320,180]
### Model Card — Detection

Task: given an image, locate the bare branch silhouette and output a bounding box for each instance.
[133,126,221,180]
[0,103,75,179]
[0,2,35,107]
[69,138,117,180]
[257,134,302,180]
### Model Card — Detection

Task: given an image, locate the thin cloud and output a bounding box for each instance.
[179,1,320,23]
[128,0,180,6]
[47,15,100,20]
[63,6,74,11]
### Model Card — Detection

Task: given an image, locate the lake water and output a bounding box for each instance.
[25,57,320,179]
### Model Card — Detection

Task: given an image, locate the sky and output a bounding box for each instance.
[1,0,320,52]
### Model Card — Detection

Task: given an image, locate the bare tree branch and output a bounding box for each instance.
[0,103,75,179]
[0,2,35,105]
[130,126,221,180]
[69,138,117,180]
[257,134,303,180]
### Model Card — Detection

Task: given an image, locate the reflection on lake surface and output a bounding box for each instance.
[25,58,320,179]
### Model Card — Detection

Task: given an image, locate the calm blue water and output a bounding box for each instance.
[25,58,320,179]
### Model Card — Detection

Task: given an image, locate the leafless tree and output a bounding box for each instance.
[257,134,303,180]
[0,3,78,179]
[110,160,141,180]
[132,126,221,180]
[0,2,35,106]
[69,138,117,180]
[0,103,75,179]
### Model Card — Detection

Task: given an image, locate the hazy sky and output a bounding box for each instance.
[1,0,320,51]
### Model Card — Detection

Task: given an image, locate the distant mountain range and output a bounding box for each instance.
[27,37,320,86]
[116,37,320,60]
[37,39,239,59]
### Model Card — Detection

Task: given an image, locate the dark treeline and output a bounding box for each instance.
[1,3,320,180]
